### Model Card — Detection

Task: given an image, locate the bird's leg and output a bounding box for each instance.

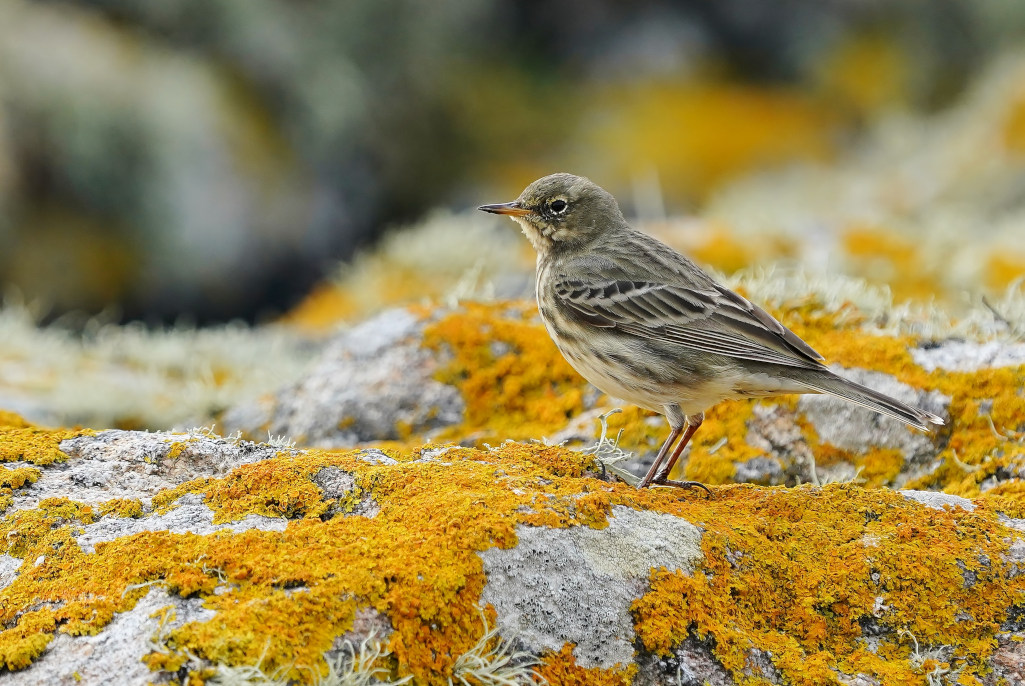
[637,425,682,489]
[653,413,711,496]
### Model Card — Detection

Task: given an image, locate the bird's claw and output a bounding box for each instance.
[652,478,712,497]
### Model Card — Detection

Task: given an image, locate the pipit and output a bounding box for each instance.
[479,173,944,492]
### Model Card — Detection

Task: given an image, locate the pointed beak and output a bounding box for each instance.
[477,201,532,217]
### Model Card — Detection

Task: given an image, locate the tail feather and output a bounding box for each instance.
[798,373,945,432]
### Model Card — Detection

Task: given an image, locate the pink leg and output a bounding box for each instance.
[637,426,682,489]
[654,413,711,496]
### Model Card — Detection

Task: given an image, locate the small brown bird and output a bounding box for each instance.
[479,173,944,491]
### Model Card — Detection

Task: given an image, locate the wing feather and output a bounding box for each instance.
[553,276,825,369]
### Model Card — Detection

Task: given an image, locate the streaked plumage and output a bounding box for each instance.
[480,173,945,490]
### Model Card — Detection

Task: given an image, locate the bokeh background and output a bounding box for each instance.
[4,0,1025,431]
[3,0,1025,324]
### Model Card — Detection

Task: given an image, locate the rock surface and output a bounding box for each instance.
[221,308,464,447]
[1,422,1025,685]
[221,299,1025,497]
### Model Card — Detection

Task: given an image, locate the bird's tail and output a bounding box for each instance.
[797,372,945,432]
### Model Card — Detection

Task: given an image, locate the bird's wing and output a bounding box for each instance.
[553,277,826,369]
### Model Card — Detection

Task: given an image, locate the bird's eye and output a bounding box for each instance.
[550,199,568,214]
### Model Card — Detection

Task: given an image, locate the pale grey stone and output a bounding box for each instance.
[798,366,948,463]
[912,340,1025,373]
[0,554,22,592]
[3,589,214,686]
[10,430,280,511]
[900,490,975,511]
[221,308,464,447]
[76,494,287,554]
[479,506,703,669]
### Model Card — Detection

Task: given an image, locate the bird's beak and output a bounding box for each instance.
[477,201,532,217]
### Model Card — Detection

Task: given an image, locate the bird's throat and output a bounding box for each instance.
[512,216,554,255]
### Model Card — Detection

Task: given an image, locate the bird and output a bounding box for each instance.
[478,173,945,492]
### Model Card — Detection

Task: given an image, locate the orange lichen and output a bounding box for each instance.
[537,644,637,685]
[816,34,909,113]
[279,282,359,332]
[0,465,39,490]
[632,485,1025,685]
[686,225,795,277]
[0,411,33,429]
[153,453,340,523]
[423,301,588,445]
[986,252,1025,292]
[0,431,622,682]
[587,82,836,200]
[1005,95,1025,152]
[413,296,1025,505]
[98,498,145,519]
[842,227,942,302]
[0,608,56,670]
[0,424,87,465]
[1,417,1024,684]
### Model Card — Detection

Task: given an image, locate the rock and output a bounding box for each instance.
[9,429,282,512]
[480,507,703,668]
[221,308,464,447]
[1,425,1024,685]
[217,299,1025,496]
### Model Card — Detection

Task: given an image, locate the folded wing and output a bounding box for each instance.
[553,277,826,370]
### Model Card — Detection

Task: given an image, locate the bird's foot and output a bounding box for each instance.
[652,478,712,497]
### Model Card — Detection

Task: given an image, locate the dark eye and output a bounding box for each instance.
[550,199,568,214]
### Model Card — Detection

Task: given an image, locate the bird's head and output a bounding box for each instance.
[478,173,628,255]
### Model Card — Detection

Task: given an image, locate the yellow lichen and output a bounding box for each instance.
[537,644,637,685]
[0,424,87,466]
[422,302,587,445]
[0,424,1023,684]
[98,498,145,519]
[0,411,33,429]
[631,485,1025,685]
[0,465,40,490]
[986,252,1025,292]
[842,227,942,303]
[412,297,1025,505]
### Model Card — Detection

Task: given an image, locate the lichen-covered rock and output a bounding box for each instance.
[222,308,465,447]
[2,422,1025,685]
[222,295,1025,499]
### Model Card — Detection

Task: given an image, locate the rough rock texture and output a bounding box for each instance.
[10,429,281,511]
[4,589,214,686]
[798,366,949,461]
[221,308,464,447]
[2,423,1025,685]
[480,506,702,668]
[76,493,287,554]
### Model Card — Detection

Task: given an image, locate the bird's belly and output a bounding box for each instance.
[542,318,735,416]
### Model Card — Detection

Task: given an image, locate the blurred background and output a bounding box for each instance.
[3,0,1025,325]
